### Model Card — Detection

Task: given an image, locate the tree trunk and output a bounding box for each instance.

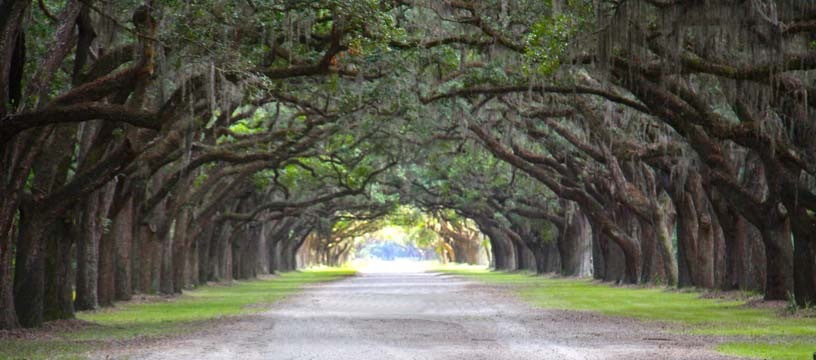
[97,230,115,306]
[137,223,158,293]
[267,237,279,273]
[512,233,535,272]
[497,227,517,270]
[12,125,77,324]
[0,200,20,330]
[720,209,751,290]
[490,235,506,270]
[197,222,215,284]
[0,201,20,329]
[223,229,235,281]
[43,215,74,321]
[532,245,548,274]
[97,185,118,307]
[558,208,592,277]
[114,196,134,301]
[187,237,199,286]
[13,206,48,327]
[761,215,794,301]
[159,219,175,294]
[578,198,641,284]
[672,173,716,288]
[792,207,816,306]
[477,223,504,270]
[232,225,257,280]
[599,232,626,283]
[655,192,678,286]
[611,208,642,284]
[232,237,241,280]
[542,239,561,273]
[75,193,101,310]
[275,238,289,272]
[257,222,270,274]
[462,238,481,264]
[483,225,515,270]
[210,222,232,281]
[748,225,767,292]
[171,208,192,292]
[639,217,659,284]
[241,225,260,278]
[131,219,142,294]
[282,236,301,272]
[591,229,605,280]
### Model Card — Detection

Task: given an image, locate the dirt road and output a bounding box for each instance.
[114,265,734,359]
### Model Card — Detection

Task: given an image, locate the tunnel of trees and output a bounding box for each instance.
[1,0,816,329]
[297,208,488,266]
[295,206,491,266]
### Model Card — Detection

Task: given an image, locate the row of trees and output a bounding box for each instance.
[402,0,816,307]
[0,0,408,329]
[2,0,815,330]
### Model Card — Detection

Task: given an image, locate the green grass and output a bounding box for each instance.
[0,340,89,360]
[718,342,816,360]
[0,268,355,360]
[435,264,816,360]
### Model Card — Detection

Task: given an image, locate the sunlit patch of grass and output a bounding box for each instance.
[0,268,355,359]
[434,264,816,360]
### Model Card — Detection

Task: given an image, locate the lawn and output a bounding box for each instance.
[434,264,816,360]
[0,268,355,359]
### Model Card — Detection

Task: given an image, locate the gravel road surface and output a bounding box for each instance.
[111,263,735,359]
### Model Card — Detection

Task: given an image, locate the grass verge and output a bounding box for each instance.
[434,264,816,360]
[0,268,355,360]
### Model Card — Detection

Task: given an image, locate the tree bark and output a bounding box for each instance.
[137,223,158,293]
[0,200,20,329]
[792,207,816,306]
[159,221,175,293]
[511,231,534,271]
[761,215,794,301]
[43,215,74,321]
[482,224,515,270]
[171,207,192,292]
[13,205,48,327]
[536,239,561,274]
[75,192,101,310]
[0,4,30,326]
[559,207,592,276]
[96,184,118,307]
[655,192,678,285]
[197,222,214,284]
[114,196,134,301]
[0,0,29,115]
[599,232,627,283]
[672,172,716,288]
[591,227,605,280]
[714,197,753,290]
[97,226,114,306]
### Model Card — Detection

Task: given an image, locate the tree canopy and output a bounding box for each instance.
[1,0,815,329]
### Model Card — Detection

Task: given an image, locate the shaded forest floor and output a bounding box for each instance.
[0,268,355,359]
[435,265,816,360]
